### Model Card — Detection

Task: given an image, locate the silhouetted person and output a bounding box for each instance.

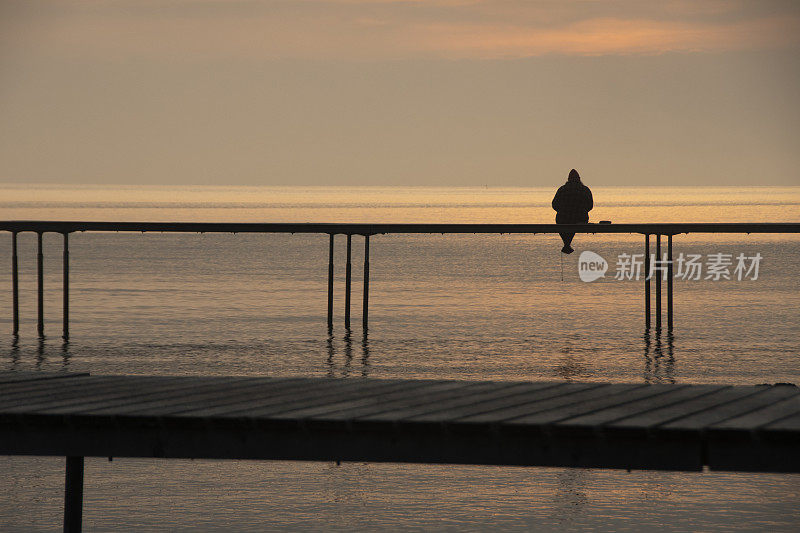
[552,169,593,254]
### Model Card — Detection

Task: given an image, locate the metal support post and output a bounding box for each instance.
[655,234,661,331]
[345,234,352,329]
[362,235,370,331]
[38,232,44,337]
[327,234,334,330]
[63,233,70,340]
[63,456,84,533]
[667,234,673,332]
[12,232,19,335]
[644,234,650,330]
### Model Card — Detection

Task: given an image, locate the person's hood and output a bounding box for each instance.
[567,169,581,182]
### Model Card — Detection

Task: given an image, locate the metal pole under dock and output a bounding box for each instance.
[63,233,69,340]
[11,232,19,335]
[644,234,650,330]
[327,234,334,330]
[655,234,661,331]
[668,234,673,332]
[63,456,84,533]
[37,232,44,337]
[345,234,352,330]
[362,235,370,331]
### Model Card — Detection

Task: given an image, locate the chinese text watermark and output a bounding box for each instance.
[579,251,762,282]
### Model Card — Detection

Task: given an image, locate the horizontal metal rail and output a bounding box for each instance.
[1,221,799,235]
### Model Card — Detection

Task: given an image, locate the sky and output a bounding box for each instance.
[1,0,799,187]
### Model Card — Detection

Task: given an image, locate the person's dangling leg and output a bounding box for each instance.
[559,232,575,254]
[556,213,575,254]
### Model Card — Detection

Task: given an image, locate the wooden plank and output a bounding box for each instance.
[0,376,135,408]
[71,377,270,415]
[21,376,242,414]
[119,377,315,416]
[505,384,687,426]
[405,382,568,423]
[355,382,544,422]
[169,378,357,418]
[660,386,800,430]
[763,412,800,431]
[223,379,420,419]
[19,377,264,414]
[0,375,255,410]
[0,376,188,412]
[608,386,765,429]
[0,375,103,399]
[0,372,89,385]
[551,385,727,428]
[710,391,800,430]
[307,381,486,421]
[271,380,459,420]
[171,377,388,418]
[344,381,513,422]
[271,381,496,421]
[487,384,651,425]
[440,383,612,424]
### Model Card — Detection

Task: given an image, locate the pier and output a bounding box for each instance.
[3,221,800,338]
[2,371,799,531]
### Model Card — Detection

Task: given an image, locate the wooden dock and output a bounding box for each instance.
[3,372,799,531]
[3,373,799,471]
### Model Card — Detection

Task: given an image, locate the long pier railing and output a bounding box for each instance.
[3,221,799,339]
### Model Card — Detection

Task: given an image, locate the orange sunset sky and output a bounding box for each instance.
[1,0,799,186]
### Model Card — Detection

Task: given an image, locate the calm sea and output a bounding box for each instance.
[2,184,799,531]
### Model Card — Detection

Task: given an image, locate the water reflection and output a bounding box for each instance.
[643,330,675,384]
[326,330,370,378]
[35,336,46,370]
[550,468,589,526]
[9,335,20,370]
[4,335,74,372]
[360,333,370,377]
[554,342,588,382]
[326,332,335,378]
[336,333,352,378]
[342,331,353,377]
[61,339,72,368]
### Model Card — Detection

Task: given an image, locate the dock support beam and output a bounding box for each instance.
[345,235,352,330]
[644,234,650,330]
[63,456,84,533]
[667,234,673,332]
[37,232,44,337]
[362,235,370,331]
[655,234,661,332]
[327,234,334,330]
[63,233,70,340]
[12,232,19,336]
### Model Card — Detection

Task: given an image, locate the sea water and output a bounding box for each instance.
[1,184,799,531]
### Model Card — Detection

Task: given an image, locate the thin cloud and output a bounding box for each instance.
[2,0,799,61]
[417,16,800,58]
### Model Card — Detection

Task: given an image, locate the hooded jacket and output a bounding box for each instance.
[552,176,593,221]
